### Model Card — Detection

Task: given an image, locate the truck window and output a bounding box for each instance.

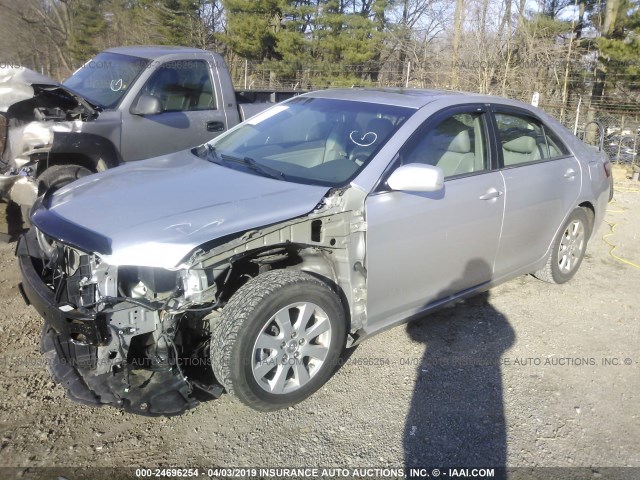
[140,60,216,113]
[63,52,150,109]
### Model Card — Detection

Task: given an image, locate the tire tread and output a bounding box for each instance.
[211,269,341,410]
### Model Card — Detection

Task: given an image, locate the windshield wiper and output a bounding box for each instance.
[220,153,287,181]
[195,145,286,181]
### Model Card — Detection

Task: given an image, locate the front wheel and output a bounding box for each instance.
[211,270,346,411]
[534,208,590,284]
[38,164,92,196]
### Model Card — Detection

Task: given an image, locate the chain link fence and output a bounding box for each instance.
[540,102,640,165]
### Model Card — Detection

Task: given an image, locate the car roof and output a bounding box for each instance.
[103,46,209,60]
[303,88,537,111]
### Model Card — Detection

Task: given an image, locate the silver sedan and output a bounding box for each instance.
[17,89,612,414]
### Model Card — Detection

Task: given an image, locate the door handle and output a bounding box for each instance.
[206,121,225,132]
[479,188,503,201]
[564,168,576,179]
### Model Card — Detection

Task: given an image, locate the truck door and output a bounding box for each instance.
[120,59,227,161]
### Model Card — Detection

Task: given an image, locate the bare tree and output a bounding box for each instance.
[450,0,465,89]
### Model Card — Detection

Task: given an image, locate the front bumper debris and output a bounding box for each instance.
[17,233,111,345]
[16,230,203,415]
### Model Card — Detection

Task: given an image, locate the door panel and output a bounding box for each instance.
[365,172,505,328]
[494,158,581,277]
[490,109,582,277]
[121,110,225,161]
[120,60,226,161]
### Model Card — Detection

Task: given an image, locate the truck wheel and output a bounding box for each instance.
[38,164,92,196]
[534,208,590,284]
[211,270,346,411]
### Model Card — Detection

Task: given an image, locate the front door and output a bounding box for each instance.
[121,59,227,161]
[365,107,505,329]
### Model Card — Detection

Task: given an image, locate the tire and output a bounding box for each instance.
[534,208,590,284]
[38,164,92,196]
[211,269,347,411]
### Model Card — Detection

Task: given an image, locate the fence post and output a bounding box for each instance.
[406,61,411,88]
[244,59,248,90]
[633,128,638,167]
[573,96,581,135]
[615,115,625,164]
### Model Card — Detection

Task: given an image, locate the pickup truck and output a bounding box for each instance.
[0,46,299,237]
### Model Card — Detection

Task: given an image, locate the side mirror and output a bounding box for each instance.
[130,94,161,116]
[387,163,444,192]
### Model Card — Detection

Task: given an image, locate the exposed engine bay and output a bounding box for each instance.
[17,186,367,415]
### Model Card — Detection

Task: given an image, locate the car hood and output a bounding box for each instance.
[32,151,330,268]
[0,66,96,115]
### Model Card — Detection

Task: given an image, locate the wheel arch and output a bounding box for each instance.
[218,243,353,332]
[37,132,121,176]
[578,201,595,238]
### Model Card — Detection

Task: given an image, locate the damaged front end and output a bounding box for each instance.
[17,227,219,415]
[17,183,368,415]
[1,67,97,236]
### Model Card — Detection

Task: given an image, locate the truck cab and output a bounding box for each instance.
[72,47,243,162]
[0,46,299,237]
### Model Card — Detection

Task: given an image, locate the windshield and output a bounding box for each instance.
[63,52,150,109]
[209,97,415,187]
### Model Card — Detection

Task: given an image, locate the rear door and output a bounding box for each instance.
[491,107,582,278]
[365,105,505,328]
[121,59,227,161]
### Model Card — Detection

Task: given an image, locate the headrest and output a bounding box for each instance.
[428,119,472,153]
[446,130,471,153]
[366,118,394,138]
[503,136,536,154]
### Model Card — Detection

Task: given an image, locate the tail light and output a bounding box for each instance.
[603,159,612,178]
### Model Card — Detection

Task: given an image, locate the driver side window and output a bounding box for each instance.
[402,111,488,179]
[140,60,216,113]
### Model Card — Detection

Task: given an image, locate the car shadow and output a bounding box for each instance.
[403,259,515,477]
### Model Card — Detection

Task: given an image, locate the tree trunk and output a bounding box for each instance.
[451,0,465,90]
[586,0,620,143]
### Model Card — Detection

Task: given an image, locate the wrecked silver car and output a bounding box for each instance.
[17,89,611,414]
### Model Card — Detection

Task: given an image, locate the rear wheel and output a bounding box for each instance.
[534,208,590,284]
[211,269,346,411]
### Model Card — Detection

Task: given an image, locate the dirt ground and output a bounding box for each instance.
[0,168,638,478]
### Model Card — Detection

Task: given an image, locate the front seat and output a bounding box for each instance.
[147,68,181,111]
[411,117,475,177]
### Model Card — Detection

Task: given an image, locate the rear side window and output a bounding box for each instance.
[544,127,570,157]
[495,112,569,166]
[401,111,488,179]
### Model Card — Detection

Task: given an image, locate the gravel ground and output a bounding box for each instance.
[0,169,638,478]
